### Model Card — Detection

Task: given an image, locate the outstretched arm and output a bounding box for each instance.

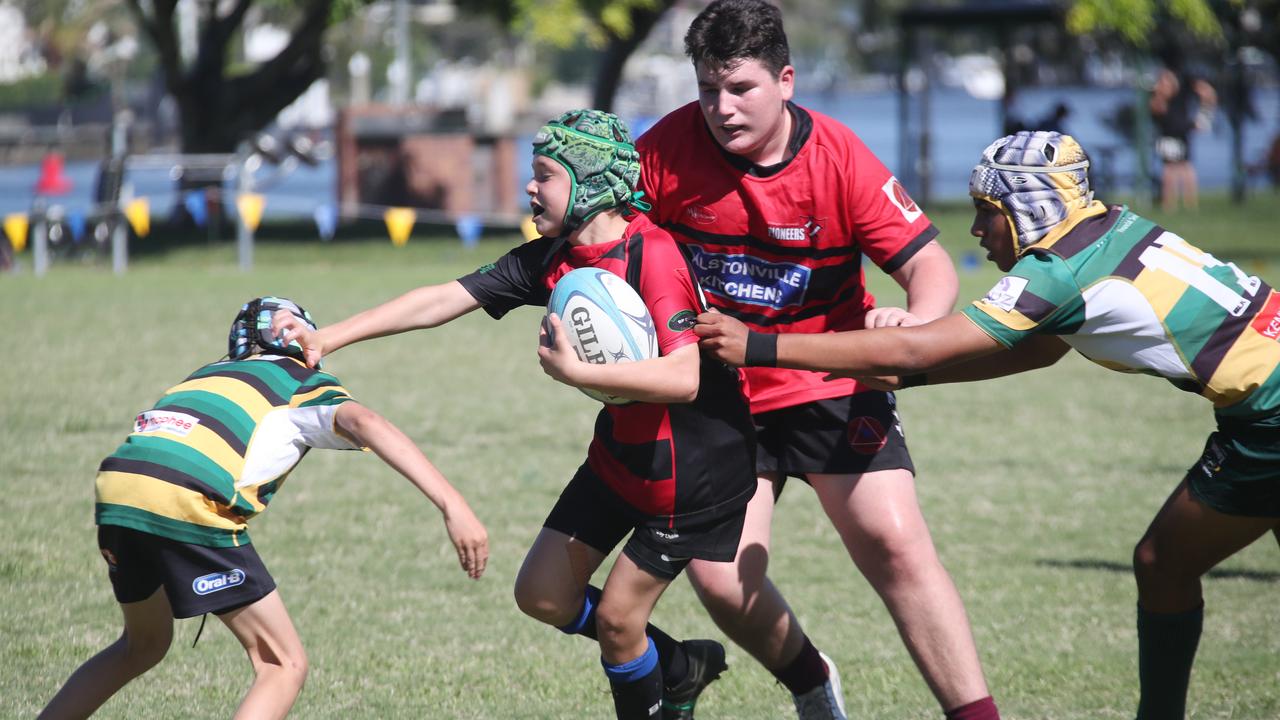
[696,311,1005,376]
[855,334,1071,390]
[274,281,482,367]
[538,313,701,404]
[334,402,489,579]
[865,240,958,328]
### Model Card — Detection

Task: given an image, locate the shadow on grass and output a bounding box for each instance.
[1036,558,1280,583]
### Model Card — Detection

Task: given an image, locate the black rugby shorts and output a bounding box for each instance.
[543,467,747,581]
[97,525,276,618]
[754,391,915,483]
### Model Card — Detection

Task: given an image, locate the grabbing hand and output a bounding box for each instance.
[537,313,583,386]
[272,309,325,368]
[443,503,489,580]
[864,306,922,329]
[694,311,749,366]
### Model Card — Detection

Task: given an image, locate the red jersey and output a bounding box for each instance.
[457,215,755,525]
[638,102,938,413]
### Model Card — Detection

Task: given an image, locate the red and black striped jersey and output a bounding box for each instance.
[638,102,938,413]
[457,215,755,526]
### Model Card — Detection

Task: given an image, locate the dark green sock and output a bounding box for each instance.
[1136,603,1203,720]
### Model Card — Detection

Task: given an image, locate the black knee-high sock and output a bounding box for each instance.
[558,584,689,684]
[603,638,663,719]
[1136,603,1203,720]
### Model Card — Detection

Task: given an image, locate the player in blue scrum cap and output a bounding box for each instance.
[273,110,756,719]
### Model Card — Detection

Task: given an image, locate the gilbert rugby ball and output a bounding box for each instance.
[546,267,658,404]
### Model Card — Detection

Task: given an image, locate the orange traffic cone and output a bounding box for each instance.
[34,152,73,196]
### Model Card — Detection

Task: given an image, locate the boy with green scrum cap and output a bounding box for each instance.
[274,110,757,719]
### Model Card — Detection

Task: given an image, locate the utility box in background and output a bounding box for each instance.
[336,105,518,221]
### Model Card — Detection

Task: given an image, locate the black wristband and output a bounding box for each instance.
[899,373,927,389]
[744,331,779,367]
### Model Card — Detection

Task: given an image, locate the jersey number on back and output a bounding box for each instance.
[1138,232,1260,317]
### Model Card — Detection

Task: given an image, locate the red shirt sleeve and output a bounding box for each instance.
[638,231,701,356]
[841,131,936,272]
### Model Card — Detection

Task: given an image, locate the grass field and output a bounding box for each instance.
[4,196,1279,718]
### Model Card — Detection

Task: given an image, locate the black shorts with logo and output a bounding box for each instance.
[1186,413,1280,517]
[97,525,276,618]
[543,468,746,581]
[754,391,915,481]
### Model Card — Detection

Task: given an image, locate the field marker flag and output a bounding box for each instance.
[520,214,539,242]
[125,198,150,237]
[236,193,265,233]
[184,190,208,227]
[313,203,337,241]
[384,207,415,246]
[4,212,28,252]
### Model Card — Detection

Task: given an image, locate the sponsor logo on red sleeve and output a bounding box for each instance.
[881,176,923,223]
[1249,290,1280,340]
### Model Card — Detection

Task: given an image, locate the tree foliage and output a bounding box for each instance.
[1066,0,1222,46]
[124,0,339,154]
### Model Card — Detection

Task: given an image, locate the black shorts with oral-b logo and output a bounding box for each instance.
[97,525,276,618]
[543,468,746,581]
[754,391,915,482]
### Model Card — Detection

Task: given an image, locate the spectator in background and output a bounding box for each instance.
[1035,102,1071,134]
[1150,67,1217,212]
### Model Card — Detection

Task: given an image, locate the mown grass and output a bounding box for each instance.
[3,195,1277,718]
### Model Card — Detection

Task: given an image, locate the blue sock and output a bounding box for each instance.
[557,584,601,639]
[602,638,662,719]
[558,584,687,684]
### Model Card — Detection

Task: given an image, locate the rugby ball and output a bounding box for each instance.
[546,267,658,404]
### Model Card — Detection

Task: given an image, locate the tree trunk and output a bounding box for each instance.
[592,0,679,112]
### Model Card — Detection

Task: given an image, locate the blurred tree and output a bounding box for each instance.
[122,0,366,154]
[470,0,677,111]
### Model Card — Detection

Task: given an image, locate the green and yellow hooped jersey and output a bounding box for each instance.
[95,355,360,547]
[964,206,1280,417]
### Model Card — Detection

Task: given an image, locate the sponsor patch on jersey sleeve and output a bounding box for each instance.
[881,176,923,223]
[980,276,1029,312]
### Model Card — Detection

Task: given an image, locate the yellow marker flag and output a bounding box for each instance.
[124,198,150,238]
[236,193,265,233]
[520,215,539,242]
[384,207,415,246]
[4,212,29,252]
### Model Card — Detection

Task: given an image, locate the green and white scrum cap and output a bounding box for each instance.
[532,109,652,233]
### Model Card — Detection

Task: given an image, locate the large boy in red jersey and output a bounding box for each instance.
[636,2,998,718]
[274,110,756,719]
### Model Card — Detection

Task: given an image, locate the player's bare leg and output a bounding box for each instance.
[686,475,806,667]
[39,588,174,720]
[597,552,674,718]
[1132,480,1278,720]
[514,527,608,627]
[219,590,308,720]
[810,469,992,712]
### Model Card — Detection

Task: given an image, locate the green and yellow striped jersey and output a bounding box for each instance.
[95,354,359,547]
[963,206,1280,418]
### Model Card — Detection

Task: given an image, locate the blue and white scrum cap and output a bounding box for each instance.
[969,130,1096,254]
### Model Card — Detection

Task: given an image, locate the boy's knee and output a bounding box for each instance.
[123,627,172,670]
[513,582,575,627]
